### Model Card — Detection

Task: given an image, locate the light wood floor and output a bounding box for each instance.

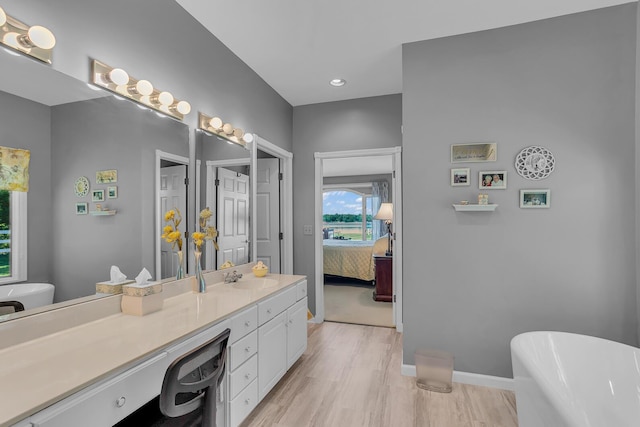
[241,322,518,427]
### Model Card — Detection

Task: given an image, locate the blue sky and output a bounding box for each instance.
[323,191,363,215]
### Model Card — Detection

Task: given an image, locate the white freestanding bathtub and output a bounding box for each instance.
[0,283,55,310]
[511,331,640,427]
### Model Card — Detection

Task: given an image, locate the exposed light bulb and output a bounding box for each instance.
[0,7,6,27]
[157,91,173,106]
[222,123,233,135]
[3,32,21,50]
[108,68,129,86]
[135,80,154,96]
[26,25,56,49]
[209,117,223,130]
[139,95,151,105]
[115,85,129,95]
[174,100,191,115]
[243,133,254,144]
[233,128,244,139]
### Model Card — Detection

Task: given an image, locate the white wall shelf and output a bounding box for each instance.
[90,210,117,216]
[452,204,498,212]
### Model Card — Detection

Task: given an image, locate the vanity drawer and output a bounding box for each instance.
[229,378,258,427]
[31,352,168,427]
[229,354,257,400]
[229,305,258,344]
[296,280,308,301]
[229,330,257,371]
[258,286,297,326]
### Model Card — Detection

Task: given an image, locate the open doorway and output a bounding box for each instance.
[314,147,403,332]
[322,184,394,327]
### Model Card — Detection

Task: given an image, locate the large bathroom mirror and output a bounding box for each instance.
[0,50,189,321]
[196,130,251,270]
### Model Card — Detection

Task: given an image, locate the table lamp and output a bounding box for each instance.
[374,203,393,256]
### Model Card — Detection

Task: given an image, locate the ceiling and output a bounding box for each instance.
[176,0,633,107]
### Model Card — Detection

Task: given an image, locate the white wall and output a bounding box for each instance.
[402,4,638,377]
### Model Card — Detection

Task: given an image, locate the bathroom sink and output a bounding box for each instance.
[231,278,279,290]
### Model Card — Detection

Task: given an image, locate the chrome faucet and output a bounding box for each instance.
[224,270,243,283]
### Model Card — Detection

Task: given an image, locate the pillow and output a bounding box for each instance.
[373,235,388,255]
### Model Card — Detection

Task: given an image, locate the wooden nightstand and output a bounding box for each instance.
[373,254,393,302]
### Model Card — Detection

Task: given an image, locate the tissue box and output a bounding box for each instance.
[96,280,135,295]
[121,281,163,316]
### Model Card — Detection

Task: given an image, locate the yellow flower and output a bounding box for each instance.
[192,232,205,241]
[194,239,204,248]
[204,226,218,240]
[169,231,181,241]
[163,225,173,234]
[199,207,213,221]
[164,210,175,221]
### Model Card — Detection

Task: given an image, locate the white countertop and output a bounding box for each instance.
[0,273,306,426]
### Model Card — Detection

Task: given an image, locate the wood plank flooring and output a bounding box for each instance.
[241,322,518,427]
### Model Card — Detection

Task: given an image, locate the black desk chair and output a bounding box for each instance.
[0,301,24,315]
[158,328,231,427]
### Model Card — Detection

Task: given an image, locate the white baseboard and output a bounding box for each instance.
[401,364,514,391]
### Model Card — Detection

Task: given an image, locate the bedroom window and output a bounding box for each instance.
[323,190,373,241]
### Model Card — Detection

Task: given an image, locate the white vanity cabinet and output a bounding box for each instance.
[258,281,308,401]
[25,320,231,427]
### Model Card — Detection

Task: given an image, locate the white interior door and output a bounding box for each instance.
[256,158,281,273]
[217,167,250,267]
[160,164,187,279]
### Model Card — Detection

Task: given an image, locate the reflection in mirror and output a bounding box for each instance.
[157,156,189,280]
[256,149,282,273]
[0,50,189,322]
[196,130,251,270]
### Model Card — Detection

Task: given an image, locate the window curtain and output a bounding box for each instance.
[371,181,388,240]
[0,146,30,192]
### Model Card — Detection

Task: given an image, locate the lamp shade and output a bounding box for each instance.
[374,203,393,221]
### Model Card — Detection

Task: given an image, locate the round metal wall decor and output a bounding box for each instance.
[515,146,555,180]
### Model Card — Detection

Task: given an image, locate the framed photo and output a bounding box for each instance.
[92,189,105,202]
[451,143,497,163]
[75,202,88,215]
[96,169,117,184]
[520,189,550,208]
[451,168,470,186]
[479,171,507,189]
[107,186,118,199]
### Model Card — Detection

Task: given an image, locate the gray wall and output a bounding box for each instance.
[402,4,638,377]
[0,91,52,283]
[292,94,402,312]
[3,0,293,151]
[51,97,188,302]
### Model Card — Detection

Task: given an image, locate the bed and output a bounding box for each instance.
[323,237,387,282]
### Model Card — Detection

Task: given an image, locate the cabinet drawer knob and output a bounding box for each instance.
[245,398,251,405]
[116,396,126,408]
[267,308,272,314]
[245,373,251,379]
[245,346,251,352]
[244,320,251,327]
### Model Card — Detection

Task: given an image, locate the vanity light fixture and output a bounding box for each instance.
[0,6,56,63]
[198,112,253,147]
[91,59,191,121]
[330,78,346,87]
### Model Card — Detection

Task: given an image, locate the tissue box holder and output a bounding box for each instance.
[121,282,163,316]
[96,280,135,295]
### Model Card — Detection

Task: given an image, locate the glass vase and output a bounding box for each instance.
[194,250,206,292]
[176,250,184,280]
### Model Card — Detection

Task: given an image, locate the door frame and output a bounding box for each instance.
[254,135,293,274]
[155,150,189,282]
[201,135,293,274]
[314,147,403,332]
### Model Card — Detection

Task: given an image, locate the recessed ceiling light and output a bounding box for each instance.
[330,78,346,87]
